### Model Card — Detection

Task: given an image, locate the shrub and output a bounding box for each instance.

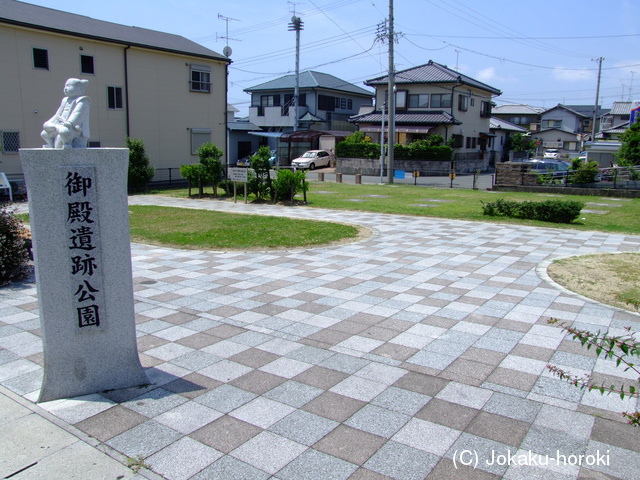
[247,146,273,201]
[0,204,31,287]
[179,164,203,197]
[336,141,380,159]
[197,143,225,197]
[481,198,584,224]
[126,138,155,192]
[570,160,599,184]
[272,169,308,204]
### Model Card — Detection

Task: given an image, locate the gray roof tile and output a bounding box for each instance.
[365,60,501,96]
[244,71,373,97]
[350,110,459,125]
[1,0,228,61]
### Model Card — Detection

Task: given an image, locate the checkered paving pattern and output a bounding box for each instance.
[2,195,640,479]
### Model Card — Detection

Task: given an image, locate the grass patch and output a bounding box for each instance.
[146,182,640,235]
[548,253,640,312]
[128,205,362,250]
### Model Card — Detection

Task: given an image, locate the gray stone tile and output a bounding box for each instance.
[106,420,182,458]
[445,433,516,476]
[264,380,324,408]
[364,440,439,480]
[345,403,411,438]
[482,392,542,423]
[371,386,431,416]
[275,448,358,480]
[269,410,338,446]
[191,455,270,480]
[147,437,222,480]
[230,397,296,429]
[230,431,307,475]
[123,388,188,417]
[195,384,257,413]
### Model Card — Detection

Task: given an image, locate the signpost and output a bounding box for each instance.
[228,167,248,203]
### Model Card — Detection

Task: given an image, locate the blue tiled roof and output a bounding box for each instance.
[244,71,373,97]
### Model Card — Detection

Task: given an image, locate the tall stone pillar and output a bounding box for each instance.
[20,148,149,402]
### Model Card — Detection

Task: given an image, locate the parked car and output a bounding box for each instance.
[290,150,335,170]
[236,153,255,167]
[543,149,560,159]
[523,159,571,172]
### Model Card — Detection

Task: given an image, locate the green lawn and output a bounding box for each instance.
[147,182,640,236]
[128,205,360,250]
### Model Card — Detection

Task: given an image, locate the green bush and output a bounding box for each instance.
[272,169,308,204]
[336,141,380,159]
[570,160,599,184]
[0,204,31,287]
[126,137,155,192]
[179,164,202,197]
[335,140,453,161]
[197,143,225,197]
[247,146,274,201]
[481,198,585,224]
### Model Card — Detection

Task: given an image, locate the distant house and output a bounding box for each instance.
[244,71,373,133]
[349,60,502,160]
[598,101,631,140]
[532,104,607,157]
[1,0,230,178]
[492,104,544,133]
[490,117,529,161]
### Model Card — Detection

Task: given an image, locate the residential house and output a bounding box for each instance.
[532,104,606,157]
[489,117,529,162]
[226,104,262,163]
[491,104,543,133]
[244,71,373,133]
[598,101,631,140]
[1,0,230,179]
[349,60,502,163]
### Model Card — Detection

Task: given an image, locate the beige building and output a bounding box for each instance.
[1,0,230,179]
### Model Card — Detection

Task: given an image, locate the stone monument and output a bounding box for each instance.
[21,79,149,402]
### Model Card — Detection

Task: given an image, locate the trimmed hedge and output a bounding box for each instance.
[481,198,585,224]
[335,141,453,161]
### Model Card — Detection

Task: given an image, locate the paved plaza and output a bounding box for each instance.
[2,194,640,479]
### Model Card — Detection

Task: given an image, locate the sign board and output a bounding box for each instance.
[631,101,640,124]
[394,170,405,179]
[228,167,248,183]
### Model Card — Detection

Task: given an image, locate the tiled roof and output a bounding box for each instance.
[610,101,633,116]
[1,0,228,61]
[244,71,373,97]
[492,104,544,115]
[365,60,501,96]
[490,117,528,132]
[350,110,460,125]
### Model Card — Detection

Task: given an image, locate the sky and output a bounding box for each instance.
[21,0,640,116]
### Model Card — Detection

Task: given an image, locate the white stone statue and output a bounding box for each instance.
[41,78,90,149]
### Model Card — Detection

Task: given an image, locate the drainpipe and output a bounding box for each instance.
[450,76,462,122]
[124,45,131,138]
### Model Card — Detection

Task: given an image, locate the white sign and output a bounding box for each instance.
[228,167,248,183]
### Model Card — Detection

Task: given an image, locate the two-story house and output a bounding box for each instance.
[533,104,609,156]
[598,101,631,140]
[491,104,544,133]
[1,0,230,179]
[244,71,373,133]
[349,61,502,161]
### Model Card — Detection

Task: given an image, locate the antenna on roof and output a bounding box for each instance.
[217,13,241,57]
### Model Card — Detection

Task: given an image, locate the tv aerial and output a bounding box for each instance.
[217,13,241,57]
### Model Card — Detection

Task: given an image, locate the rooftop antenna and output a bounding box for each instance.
[454,49,460,71]
[217,13,241,57]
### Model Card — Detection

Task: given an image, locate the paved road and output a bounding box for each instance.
[1,194,639,480]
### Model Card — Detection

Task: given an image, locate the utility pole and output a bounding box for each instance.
[387,0,395,183]
[289,16,304,132]
[592,57,604,141]
[380,101,385,183]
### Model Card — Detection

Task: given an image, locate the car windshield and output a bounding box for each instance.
[302,152,317,158]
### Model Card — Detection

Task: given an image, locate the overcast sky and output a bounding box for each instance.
[23,0,640,115]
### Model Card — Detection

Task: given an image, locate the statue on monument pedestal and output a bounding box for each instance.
[41,78,90,149]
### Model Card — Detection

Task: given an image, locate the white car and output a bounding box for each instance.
[290,150,334,170]
[543,149,560,159]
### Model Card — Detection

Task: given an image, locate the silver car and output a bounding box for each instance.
[290,150,334,170]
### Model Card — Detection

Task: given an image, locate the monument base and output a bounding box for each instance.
[20,148,149,402]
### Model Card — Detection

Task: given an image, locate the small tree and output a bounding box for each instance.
[197,143,225,197]
[0,205,31,287]
[179,164,202,197]
[126,138,155,192]
[272,169,308,204]
[617,122,640,166]
[504,133,537,158]
[247,146,273,201]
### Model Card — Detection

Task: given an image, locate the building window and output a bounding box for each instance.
[395,90,408,110]
[1,132,20,153]
[107,86,123,109]
[190,64,211,93]
[318,94,336,112]
[340,98,347,109]
[190,128,211,154]
[261,95,280,107]
[408,94,429,108]
[80,55,94,74]
[451,134,464,148]
[458,95,468,112]
[33,48,49,70]
[542,119,562,128]
[480,101,492,117]
[431,94,451,108]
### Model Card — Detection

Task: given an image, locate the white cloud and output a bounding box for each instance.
[552,67,594,82]
[476,66,497,83]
